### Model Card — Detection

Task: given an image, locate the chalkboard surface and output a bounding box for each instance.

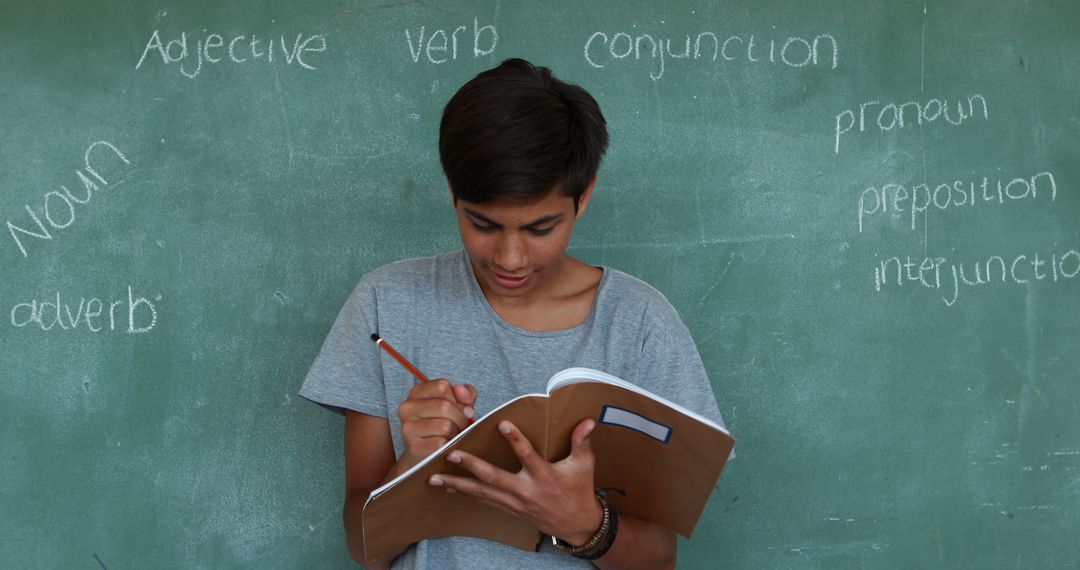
[2,0,1078,568]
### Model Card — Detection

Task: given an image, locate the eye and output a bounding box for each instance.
[528,227,554,236]
[471,222,497,233]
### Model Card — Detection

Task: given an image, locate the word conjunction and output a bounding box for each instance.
[584,29,838,81]
[135,30,328,79]
[6,141,130,259]
[404,18,497,64]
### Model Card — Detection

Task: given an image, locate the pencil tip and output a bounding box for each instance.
[370,333,381,342]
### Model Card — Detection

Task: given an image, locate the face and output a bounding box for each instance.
[455,186,592,303]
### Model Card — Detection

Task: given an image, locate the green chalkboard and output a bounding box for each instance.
[2,0,1078,568]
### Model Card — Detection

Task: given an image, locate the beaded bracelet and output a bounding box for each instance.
[551,491,620,560]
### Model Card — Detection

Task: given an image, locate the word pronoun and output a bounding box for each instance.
[834,94,988,154]
[857,171,1057,233]
[6,141,131,259]
[874,248,1080,306]
[405,18,497,64]
[9,286,159,334]
[584,30,838,81]
[135,30,328,79]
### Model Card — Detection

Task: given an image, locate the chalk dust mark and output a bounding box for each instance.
[721,70,740,116]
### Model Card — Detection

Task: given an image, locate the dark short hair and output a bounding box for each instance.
[439,58,608,207]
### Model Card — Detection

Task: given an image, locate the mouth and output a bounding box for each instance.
[491,271,530,289]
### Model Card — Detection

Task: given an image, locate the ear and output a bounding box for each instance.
[575,178,597,219]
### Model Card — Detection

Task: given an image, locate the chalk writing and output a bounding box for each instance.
[135,30,327,78]
[6,141,131,259]
[9,286,159,334]
[857,171,1058,233]
[834,94,988,154]
[404,18,497,64]
[873,248,1080,306]
[584,30,838,81]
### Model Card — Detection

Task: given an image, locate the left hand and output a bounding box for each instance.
[428,418,603,545]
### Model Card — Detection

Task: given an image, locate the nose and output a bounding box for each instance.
[494,232,528,273]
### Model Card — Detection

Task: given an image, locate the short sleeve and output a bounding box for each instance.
[298,278,388,418]
[638,301,728,431]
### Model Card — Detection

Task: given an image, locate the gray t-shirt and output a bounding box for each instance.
[300,250,726,569]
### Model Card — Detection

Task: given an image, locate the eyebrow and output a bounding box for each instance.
[463,208,565,229]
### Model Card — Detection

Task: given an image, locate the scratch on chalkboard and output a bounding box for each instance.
[272,70,296,170]
[93,552,108,569]
[698,253,737,304]
[572,234,795,251]
[1000,348,1049,408]
[920,3,927,92]
[920,2,928,258]
[342,1,450,15]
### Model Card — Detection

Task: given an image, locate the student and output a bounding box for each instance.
[300,58,727,569]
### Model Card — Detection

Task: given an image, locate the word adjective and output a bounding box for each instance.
[857,171,1057,233]
[135,30,328,79]
[405,18,497,64]
[834,94,988,154]
[873,248,1080,306]
[6,141,130,259]
[9,286,159,334]
[584,30,838,81]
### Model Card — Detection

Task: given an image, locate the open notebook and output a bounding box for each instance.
[362,367,735,564]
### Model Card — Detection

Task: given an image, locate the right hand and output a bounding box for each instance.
[396,379,478,470]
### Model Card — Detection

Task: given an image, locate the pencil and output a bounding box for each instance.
[370,333,431,383]
[370,333,475,425]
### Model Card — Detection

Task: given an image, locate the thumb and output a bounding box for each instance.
[570,418,596,461]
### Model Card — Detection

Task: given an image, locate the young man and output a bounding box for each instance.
[300,59,726,569]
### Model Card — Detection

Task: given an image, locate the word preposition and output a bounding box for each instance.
[857,171,1057,233]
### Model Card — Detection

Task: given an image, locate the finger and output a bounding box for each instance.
[443,449,517,489]
[452,383,478,406]
[452,383,478,419]
[498,421,547,472]
[398,397,471,430]
[400,417,459,442]
[429,472,524,515]
[409,379,455,400]
[569,418,596,462]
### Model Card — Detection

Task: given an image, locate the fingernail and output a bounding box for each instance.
[464,406,475,419]
[499,421,512,434]
[429,475,443,487]
[447,452,461,464]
